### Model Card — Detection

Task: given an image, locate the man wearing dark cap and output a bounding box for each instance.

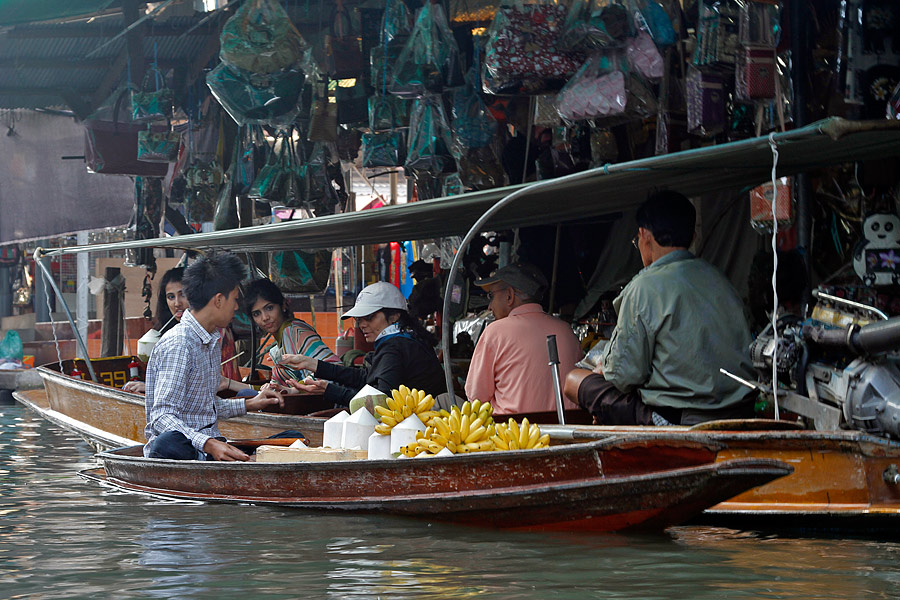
[465,262,583,415]
[565,191,755,426]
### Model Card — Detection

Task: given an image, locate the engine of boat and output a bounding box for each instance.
[832,359,900,439]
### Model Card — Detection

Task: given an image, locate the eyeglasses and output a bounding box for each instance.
[487,287,510,301]
[631,232,640,249]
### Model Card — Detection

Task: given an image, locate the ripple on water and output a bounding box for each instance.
[3,402,900,599]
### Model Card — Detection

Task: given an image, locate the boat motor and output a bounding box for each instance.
[751,308,900,439]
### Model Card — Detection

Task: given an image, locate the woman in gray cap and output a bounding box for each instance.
[280,282,447,407]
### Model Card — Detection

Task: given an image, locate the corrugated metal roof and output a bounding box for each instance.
[0,9,220,112]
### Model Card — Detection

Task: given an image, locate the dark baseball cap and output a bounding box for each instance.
[474,262,548,299]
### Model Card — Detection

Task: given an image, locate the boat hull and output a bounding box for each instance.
[36,363,328,447]
[548,423,900,528]
[83,438,791,531]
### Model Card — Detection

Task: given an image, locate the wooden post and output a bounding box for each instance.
[101,267,123,357]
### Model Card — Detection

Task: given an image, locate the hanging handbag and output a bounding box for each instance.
[307,80,338,142]
[362,94,406,168]
[405,94,456,174]
[248,136,289,201]
[136,129,181,162]
[327,0,364,79]
[84,86,170,177]
[335,78,369,125]
[132,66,173,123]
[390,3,460,97]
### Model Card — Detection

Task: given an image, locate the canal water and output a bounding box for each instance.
[4,399,900,600]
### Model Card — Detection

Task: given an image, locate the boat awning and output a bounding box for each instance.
[42,118,900,257]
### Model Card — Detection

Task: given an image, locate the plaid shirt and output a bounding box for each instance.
[143,309,245,457]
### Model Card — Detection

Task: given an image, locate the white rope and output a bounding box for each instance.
[768,132,780,421]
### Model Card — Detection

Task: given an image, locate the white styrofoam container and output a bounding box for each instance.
[390,414,426,455]
[322,410,350,448]
[367,430,392,460]
[341,407,379,450]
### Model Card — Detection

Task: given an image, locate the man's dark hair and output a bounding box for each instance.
[635,190,696,248]
[182,252,247,310]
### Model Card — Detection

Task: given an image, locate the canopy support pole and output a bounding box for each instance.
[33,248,97,383]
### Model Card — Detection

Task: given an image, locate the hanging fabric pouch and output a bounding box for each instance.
[136,129,181,162]
[556,53,628,121]
[484,3,584,95]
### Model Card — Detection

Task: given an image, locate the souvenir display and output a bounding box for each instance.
[219,0,307,74]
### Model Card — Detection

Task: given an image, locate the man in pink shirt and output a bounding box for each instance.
[465,262,583,416]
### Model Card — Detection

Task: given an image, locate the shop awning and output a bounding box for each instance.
[42,118,900,258]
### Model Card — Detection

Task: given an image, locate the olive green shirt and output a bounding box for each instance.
[600,249,754,411]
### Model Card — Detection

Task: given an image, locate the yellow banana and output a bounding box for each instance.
[508,418,520,443]
[374,423,392,435]
[473,440,494,452]
[392,409,404,424]
[490,434,508,450]
[449,411,460,432]
[433,417,451,438]
[418,410,439,423]
[461,401,472,417]
[450,430,462,446]
[519,418,530,448]
[468,416,484,433]
[380,415,398,427]
[509,438,520,450]
[415,430,425,441]
[471,399,482,414]
[430,433,450,447]
[527,426,540,449]
[439,409,451,418]
[537,433,550,448]
[374,405,392,418]
[425,441,442,455]
[391,388,403,406]
[446,439,458,453]
[418,389,426,402]
[398,384,410,399]
[465,425,487,444]
[460,413,471,440]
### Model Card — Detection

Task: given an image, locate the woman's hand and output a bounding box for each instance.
[287,377,329,395]
[245,388,285,413]
[123,381,146,394]
[279,354,318,373]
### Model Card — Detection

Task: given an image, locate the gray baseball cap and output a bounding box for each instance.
[474,262,548,299]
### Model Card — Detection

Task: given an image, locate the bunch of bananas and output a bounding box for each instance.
[491,417,550,451]
[400,399,493,456]
[373,385,437,435]
[400,402,551,457]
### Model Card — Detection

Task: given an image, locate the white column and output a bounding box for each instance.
[76,231,89,351]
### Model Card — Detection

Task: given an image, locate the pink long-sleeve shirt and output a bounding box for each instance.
[465,304,583,415]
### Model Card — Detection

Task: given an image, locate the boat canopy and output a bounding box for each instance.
[42,118,900,258]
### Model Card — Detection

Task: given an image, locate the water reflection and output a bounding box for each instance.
[5,401,900,599]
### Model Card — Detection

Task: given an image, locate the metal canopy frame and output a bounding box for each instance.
[41,118,900,260]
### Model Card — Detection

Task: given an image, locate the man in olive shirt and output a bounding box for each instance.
[564,191,755,425]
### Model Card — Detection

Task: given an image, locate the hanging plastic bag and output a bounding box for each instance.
[626,30,664,80]
[390,2,460,98]
[0,331,23,362]
[452,86,498,150]
[206,63,306,126]
[368,94,409,131]
[248,134,292,202]
[484,2,585,95]
[561,0,617,52]
[219,0,307,74]
[556,52,628,122]
[269,250,333,293]
[638,0,676,48]
[405,94,456,175]
[362,130,406,168]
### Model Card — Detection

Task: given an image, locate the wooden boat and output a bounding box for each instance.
[544,421,900,531]
[29,357,334,447]
[79,436,791,531]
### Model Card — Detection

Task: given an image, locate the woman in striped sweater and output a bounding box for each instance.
[244,278,339,386]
